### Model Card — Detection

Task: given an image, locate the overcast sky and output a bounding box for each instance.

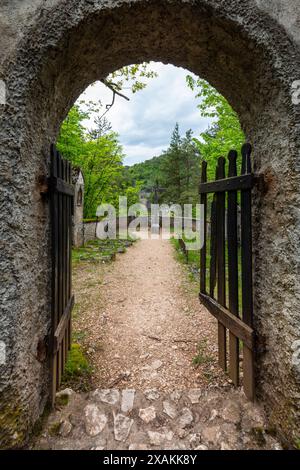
[79,62,212,166]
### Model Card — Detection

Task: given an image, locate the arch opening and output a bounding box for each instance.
[1,0,300,449]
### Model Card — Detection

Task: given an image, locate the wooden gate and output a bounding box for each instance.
[49,144,74,404]
[199,144,255,400]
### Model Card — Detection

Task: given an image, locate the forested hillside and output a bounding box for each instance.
[126,124,201,205]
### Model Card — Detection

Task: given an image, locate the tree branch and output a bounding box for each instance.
[100,79,130,102]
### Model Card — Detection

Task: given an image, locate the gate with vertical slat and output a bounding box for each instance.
[49,144,74,404]
[199,143,255,400]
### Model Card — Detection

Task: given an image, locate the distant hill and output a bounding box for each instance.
[126,154,167,190]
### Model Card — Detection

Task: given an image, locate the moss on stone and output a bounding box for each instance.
[294,438,300,450]
[48,421,62,437]
[56,393,69,407]
[0,392,27,449]
[63,343,91,379]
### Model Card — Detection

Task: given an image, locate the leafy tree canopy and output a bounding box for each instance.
[186,76,245,179]
[57,64,157,218]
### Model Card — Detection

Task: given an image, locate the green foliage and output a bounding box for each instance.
[127,124,201,206]
[161,125,201,205]
[48,422,62,437]
[57,106,142,218]
[186,76,245,180]
[127,154,168,190]
[55,393,70,407]
[57,64,157,218]
[63,343,91,379]
[108,63,158,94]
[72,238,134,266]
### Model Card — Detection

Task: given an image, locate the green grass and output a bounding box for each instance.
[61,343,92,391]
[72,237,135,266]
[63,343,91,379]
[48,422,62,437]
[192,340,214,367]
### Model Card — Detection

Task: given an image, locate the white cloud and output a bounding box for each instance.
[79,62,212,165]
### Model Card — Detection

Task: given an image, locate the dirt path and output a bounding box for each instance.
[34,239,282,450]
[74,238,227,391]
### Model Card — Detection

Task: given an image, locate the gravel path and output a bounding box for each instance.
[34,239,282,450]
[73,238,229,391]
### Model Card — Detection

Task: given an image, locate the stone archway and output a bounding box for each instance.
[0,0,300,448]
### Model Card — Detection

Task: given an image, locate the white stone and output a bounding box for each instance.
[170,390,182,402]
[209,409,218,421]
[144,389,160,401]
[187,388,202,404]
[56,388,74,398]
[195,444,209,450]
[121,389,135,413]
[151,359,163,370]
[93,389,120,405]
[178,408,193,428]
[84,404,107,437]
[139,406,156,423]
[114,413,134,442]
[148,430,174,446]
[163,401,177,419]
[129,443,149,450]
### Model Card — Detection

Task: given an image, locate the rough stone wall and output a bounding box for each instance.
[0,0,300,448]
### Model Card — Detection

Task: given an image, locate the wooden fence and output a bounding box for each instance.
[199,144,255,400]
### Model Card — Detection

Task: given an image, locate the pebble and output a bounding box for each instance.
[187,389,202,404]
[178,408,194,429]
[139,406,156,423]
[163,401,177,419]
[144,389,160,401]
[148,430,174,446]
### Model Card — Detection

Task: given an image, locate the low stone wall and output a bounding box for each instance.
[81,217,202,246]
[82,217,139,245]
